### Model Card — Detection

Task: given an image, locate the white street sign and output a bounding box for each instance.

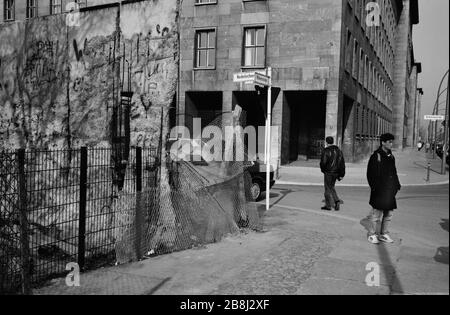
[424,115,445,121]
[233,71,268,84]
[254,72,271,86]
[233,72,255,83]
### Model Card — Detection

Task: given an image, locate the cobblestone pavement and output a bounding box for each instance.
[210,231,339,295]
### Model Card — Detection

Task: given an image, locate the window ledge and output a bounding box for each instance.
[194,2,217,6]
[241,66,266,70]
[193,67,216,71]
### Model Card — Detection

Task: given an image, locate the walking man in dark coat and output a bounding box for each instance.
[320,137,345,211]
[366,133,401,244]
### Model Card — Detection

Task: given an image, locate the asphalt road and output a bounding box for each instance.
[269,184,449,249]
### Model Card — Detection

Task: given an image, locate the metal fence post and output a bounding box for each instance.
[135,146,143,259]
[78,147,88,270]
[17,149,32,295]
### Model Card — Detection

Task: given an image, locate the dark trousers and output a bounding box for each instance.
[324,174,339,208]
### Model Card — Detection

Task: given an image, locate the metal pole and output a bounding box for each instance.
[426,162,431,182]
[17,149,32,295]
[266,67,272,211]
[442,75,450,175]
[432,70,449,159]
[78,147,87,270]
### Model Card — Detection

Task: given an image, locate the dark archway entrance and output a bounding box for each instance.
[284,91,327,162]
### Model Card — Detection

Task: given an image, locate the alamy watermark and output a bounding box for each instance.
[65,262,81,287]
[365,262,381,287]
[168,119,279,163]
[366,2,381,27]
[66,2,81,27]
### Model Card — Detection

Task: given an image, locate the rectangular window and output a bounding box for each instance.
[356,104,361,137]
[243,26,266,68]
[352,40,359,79]
[50,0,62,14]
[345,30,352,72]
[359,49,364,84]
[4,0,15,21]
[364,56,369,88]
[26,0,37,19]
[195,29,216,69]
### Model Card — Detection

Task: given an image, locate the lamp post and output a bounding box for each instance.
[442,73,450,175]
[432,70,449,159]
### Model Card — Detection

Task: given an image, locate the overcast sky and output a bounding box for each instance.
[413,0,450,120]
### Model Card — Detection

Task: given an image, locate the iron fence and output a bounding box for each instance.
[1,143,261,295]
[0,146,159,294]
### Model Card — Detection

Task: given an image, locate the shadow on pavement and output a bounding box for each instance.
[435,219,449,265]
[144,277,171,295]
[360,216,405,294]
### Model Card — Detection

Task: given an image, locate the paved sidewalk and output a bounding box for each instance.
[34,196,449,295]
[278,148,449,186]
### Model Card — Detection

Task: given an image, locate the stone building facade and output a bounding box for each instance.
[391,0,420,150]
[1,0,422,162]
[178,0,421,165]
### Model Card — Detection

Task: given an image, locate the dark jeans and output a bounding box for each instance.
[324,174,340,208]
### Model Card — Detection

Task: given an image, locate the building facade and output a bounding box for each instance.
[0,0,113,23]
[178,0,421,166]
[1,0,422,164]
[391,0,420,150]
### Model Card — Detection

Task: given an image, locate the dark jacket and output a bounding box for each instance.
[320,145,346,178]
[367,147,401,211]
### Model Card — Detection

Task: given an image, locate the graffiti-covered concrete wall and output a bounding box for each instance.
[0,0,179,150]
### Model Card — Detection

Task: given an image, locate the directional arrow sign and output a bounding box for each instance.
[254,72,271,86]
[424,115,445,121]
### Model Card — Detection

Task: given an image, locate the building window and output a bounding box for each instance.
[364,56,369,88]
[359,49,364,84]
[50,0,62,14]
[345,30,353,73]
[352,40,358,79]
[243,26,266,68]
[4,0,15,21]
[26,0,37,19]
[194,29,216,69]
[195,0,217,4]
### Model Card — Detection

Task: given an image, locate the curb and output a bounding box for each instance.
[276,180,450,188]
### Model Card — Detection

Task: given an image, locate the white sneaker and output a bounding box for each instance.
[378,234,394,243]
[368,235,380,244]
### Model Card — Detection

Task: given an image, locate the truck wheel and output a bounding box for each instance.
[250,179,262,201]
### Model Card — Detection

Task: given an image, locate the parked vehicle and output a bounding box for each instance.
[247,160,275,201]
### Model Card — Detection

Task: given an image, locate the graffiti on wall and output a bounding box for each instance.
[23,39,61,90]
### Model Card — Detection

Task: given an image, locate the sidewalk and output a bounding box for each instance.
[278,148,450,187]
[34,200,449,295]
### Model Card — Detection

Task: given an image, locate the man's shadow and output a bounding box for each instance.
[435,219,449,265]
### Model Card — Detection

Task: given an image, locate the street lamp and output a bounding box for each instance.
[431,70,449,160]
[442,71,450,175]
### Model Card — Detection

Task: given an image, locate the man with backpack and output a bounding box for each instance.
[366,133,401,244]
[320,137,346,211]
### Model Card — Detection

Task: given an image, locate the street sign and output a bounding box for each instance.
[233,72,255,83]
[233,71,269,84]
[254,72,271,86]
[424,115,445,121]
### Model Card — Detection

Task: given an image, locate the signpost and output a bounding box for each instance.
[233,69,273,211]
